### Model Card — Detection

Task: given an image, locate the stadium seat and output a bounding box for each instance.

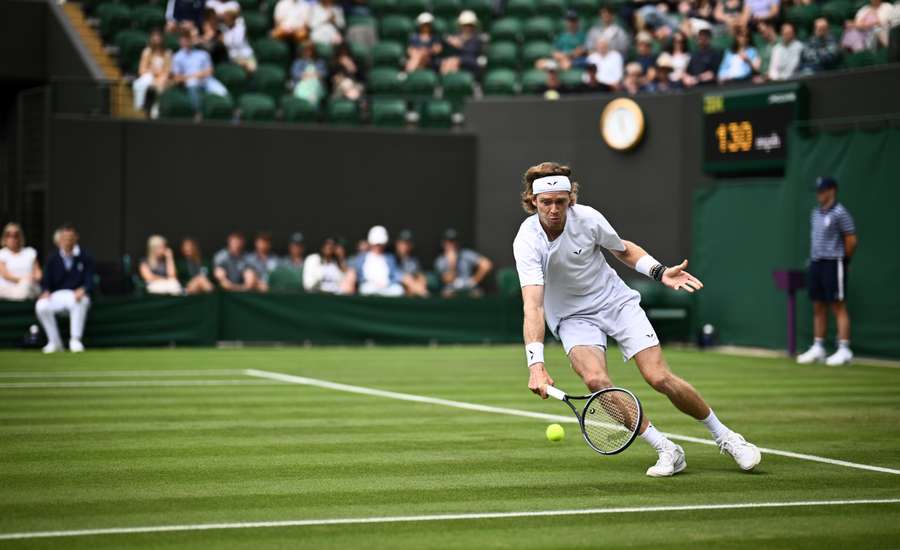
[131,5,165,32]
[441,70,474,111]
[522,41,553,66]
[490,17,523,42]
[523,16,556,41]
[487,41,520,69]
[520,68,547,93]
[419,99,454,128]
[843,50,876,68]
[268,266,303,291]
[569,0,599,18]
[96,2,132,41]
[158,88,194,119]
[495,267,521,297]
[397,0,430,16]
[114,29,147,74]
[369,67,403,95]
[327,98,362,125]
[403,69,439,101]
[431,17,450,34]
[506,0,537,18]
[237,0,260,10]
[371,0,400,14]
[372,41,405,67]
[252,64,287,102]
[163,31,180,51]
[433,0,462,18]
[239,93,277,121]
[371,98,407,127]
[282,95,318,123]
[461,0,493,25]
[253,37,290,66]
[711,34,734,52]
[559,68,583,91]
[242,11,270,39]
[483,68,518,95]
[202,93,235,120]
[215,62,249,98]
[380,15,415,42]
[349,41,373,66]
[785,3,822,31]
[822,0,855,23]
[536,0,566,17]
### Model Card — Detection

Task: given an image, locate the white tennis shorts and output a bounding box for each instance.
[557,296,659,361]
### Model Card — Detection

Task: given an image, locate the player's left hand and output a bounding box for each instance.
[661,260,704,293]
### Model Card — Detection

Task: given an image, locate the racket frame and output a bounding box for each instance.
[547,386,643,455]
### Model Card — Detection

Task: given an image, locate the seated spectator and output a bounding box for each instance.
[206,0,240,18]
[741,0,780,29]
[309,0,345,45]
[272,0,311,43]
[165,0,206,33]
[434,228,492,298]
[682,28,722,86]
[666,30,692,82]
[291,41,328,86]
[579,63,606,92]
[586,37,624,90]
[768,22,803,80]
[0,222,41,301]
[440,10,483,75]
[303,237,346,294]
[172,30,229,112]
[178,237,214,294]
[718,28,760,82]
[139,235,183,295]
[842,0,894,51]
[294,64,327,107]
[343,226,404,296]
[633,32,659,81]
[345,0,377,46]
[329,44,366,100]
[637,2,682,38]
[801,18,841,73]
[221,5,257,73]
[132,29,172,118]
[622,61,644,94]
[548,11,587,70]
[35,224,93,353]
[281,232,305,277]
[394,230,429,297]
[349,238,369,264]
[585,6,630,56]
[754,20,778,80]
[643,52,683,91]
[213,232,261,291]
[197,8,229,64]
[714,0,744,29]
[678,0,715,37]
[406,13,442,72]
[245,232,279,291]
[537,63,563,98]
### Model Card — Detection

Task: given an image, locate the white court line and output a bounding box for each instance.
[1,498,898,541]
[0,380,282,389]
[245,369,900,476]
[0,369,246,378]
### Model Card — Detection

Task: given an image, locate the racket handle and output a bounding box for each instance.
[545,386,566,401]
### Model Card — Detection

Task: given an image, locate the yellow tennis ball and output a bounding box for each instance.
[546,423,565,442]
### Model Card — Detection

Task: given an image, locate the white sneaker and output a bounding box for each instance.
[646,444,686,477]
[69,339,85,353]
[796,345,826,364]
[825,347,852,366]
[717,431,761,471]
[42,342,62,354]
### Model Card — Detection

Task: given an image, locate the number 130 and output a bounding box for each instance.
[715,121,753,153]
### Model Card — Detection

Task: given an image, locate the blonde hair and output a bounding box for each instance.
[521,161,580,214]
[2,222,25,248]
[146,235,167,270]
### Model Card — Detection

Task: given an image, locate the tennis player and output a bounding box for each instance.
[514,162,760,477]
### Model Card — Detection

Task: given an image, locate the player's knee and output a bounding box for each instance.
[35,299,50,314]
[645,370,674,393]
[583,373,612,391]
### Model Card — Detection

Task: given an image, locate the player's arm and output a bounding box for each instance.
[611,239,704,293]
[522,284,554,399]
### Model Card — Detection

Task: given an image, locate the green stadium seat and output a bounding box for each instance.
[843,50,876,68]
[488,41,520,68]
[282,95,319,122]
[202,93,235,120]
[490,17,523,42]
[237,0,260,10]
[431,17,450,34]
[495,267,520,297]
[433,0,462,17]
[268,266,303,291]
[397,0,430,16]
[419,99,453,128]
[252,64,287,102]
[569,0,599,18]
[462,0,493,25]
[114,29,147,74]
[523,16,556,41]
[369,67,403,95]
[253,37,290,66]
[402,68,439,101]
[215,62,249,98]
[131,5,165,32]
[349,41,373,65]
[96,2,132,41]
[239,93,277,121]
[520,68,547,93]
[483,68,518,95]
[522,41,553,66]
[711,33,734,51]
[159,88,195,118]
[163,32,180,52]
[372,41,405,67]
[315,42,335,60]
[506,0,537,18]
[560,68,583,90]
[441,70,474,111]
[371,0,400,14]
[785,3,822,31]
[327,98,362,124]
[371,98,408,127]
[822,0,855,23]
[536,0,566,17]
[348,14,378,29]
[242,11,270,39]
[380,15,415,41]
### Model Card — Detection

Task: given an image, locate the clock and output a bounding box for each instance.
[600,98,645,151]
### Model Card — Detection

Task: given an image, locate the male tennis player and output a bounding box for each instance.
[514,162,760,477]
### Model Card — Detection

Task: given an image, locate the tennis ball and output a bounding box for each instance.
[546,423,565,442]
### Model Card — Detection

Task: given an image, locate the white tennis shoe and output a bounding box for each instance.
[42,342,62,354]
[717,431,761,471]
[69,339,85,353]
[796,345,826,364]
[825,347,853,366]
[646,444,686,477]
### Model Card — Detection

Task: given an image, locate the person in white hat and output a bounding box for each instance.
[440,10,483,75]
[342,226,404,296]
[406,12,443,72]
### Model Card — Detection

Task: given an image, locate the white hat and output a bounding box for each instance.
[367,225,389,246]
[457,10,478,25]
[416,12,435,25]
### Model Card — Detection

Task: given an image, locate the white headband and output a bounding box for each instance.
[532,175,572,195]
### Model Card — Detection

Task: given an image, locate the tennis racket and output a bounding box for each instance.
[545,385,643,455]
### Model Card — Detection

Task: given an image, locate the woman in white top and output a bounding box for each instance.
[308,0,345,45]
[666,31,691,83]
[303,237,347,294]
[139,235,183,295]
[0,222,42,301]
[132,29,173,115]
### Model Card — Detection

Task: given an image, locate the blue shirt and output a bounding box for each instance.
[172,47,213,80]
[717,48,759,81]
[811,201,855,260]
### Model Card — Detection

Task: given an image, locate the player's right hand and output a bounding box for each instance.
[528,364,554,399]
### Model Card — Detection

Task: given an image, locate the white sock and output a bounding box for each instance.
[838,340,850,350]
[813,338,825,349]
[640,424,671,452]
[701,409,731,441]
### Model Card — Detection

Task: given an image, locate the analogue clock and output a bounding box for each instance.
[600,98,645,151]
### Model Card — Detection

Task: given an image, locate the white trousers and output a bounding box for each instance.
[359,281,404,297]
[132,73,155,109]
[147,278,183,295]
[35,290,91,348]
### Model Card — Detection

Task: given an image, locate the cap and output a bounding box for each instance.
[397,229,414,242]
[442,228,459,241]
[289,232,304,245]
[564,9,579,20]
[656,52,674,69]
[457,9,478,25]
[815,176,837,191]
[367,225,389,246]
[416,12,434,25]
[636,31,653,44]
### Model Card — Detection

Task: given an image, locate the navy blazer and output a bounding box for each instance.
[41,247,95,293]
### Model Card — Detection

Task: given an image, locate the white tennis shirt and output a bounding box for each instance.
[513,204,638,335]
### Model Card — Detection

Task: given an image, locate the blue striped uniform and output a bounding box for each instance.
[808,202,855,303]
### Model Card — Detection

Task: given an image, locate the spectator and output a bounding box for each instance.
[768,22,803,80]
[394,230,429,297]
[343,225,404,296]
[0,222,41,301]
[132,29,172,117]
[221,5,257,73]
[680,0,716,37]
[754,20,779,80]
[309,0,345,45]
[801,18,841,73]
[434,228,492,297]
[345,0,377,46]
[35,224,93,353]
[179,237,214,294]
[682,28,722,86]
[329,44,366,100]
[282,232,306,276]
[206,0,239,17]
[643,52,683,91]
[172,30,229,112]
[303,237,346,293]
[585,5,630,56]
[637,2,682,37]
[666,30,692,82]
[440,10,483,75]
[213,232,261,291]
[165,0,206,33]
[633,32,659,81]
[548,10,587,70]
[349,238,369,264]
[291,41,328,85]
[741,0,780,29]
[244,232,279,291]
[714,0,745,29]
[139,235,182,295]
[197,8,229,64]
[718,28,760,82]
[622,61,644,94]
[537,64,563,98]
[843,0,894,51]
[272,0,311,43]
[579,63,607,92]
[293,64,327,107]
[406,13,442,72]
[585,37,624,90]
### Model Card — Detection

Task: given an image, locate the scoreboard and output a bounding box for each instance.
[702,83,807,174]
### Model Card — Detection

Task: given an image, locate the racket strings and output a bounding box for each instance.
[581,390,641,453]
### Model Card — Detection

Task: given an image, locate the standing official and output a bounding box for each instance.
[797,177,858,366]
